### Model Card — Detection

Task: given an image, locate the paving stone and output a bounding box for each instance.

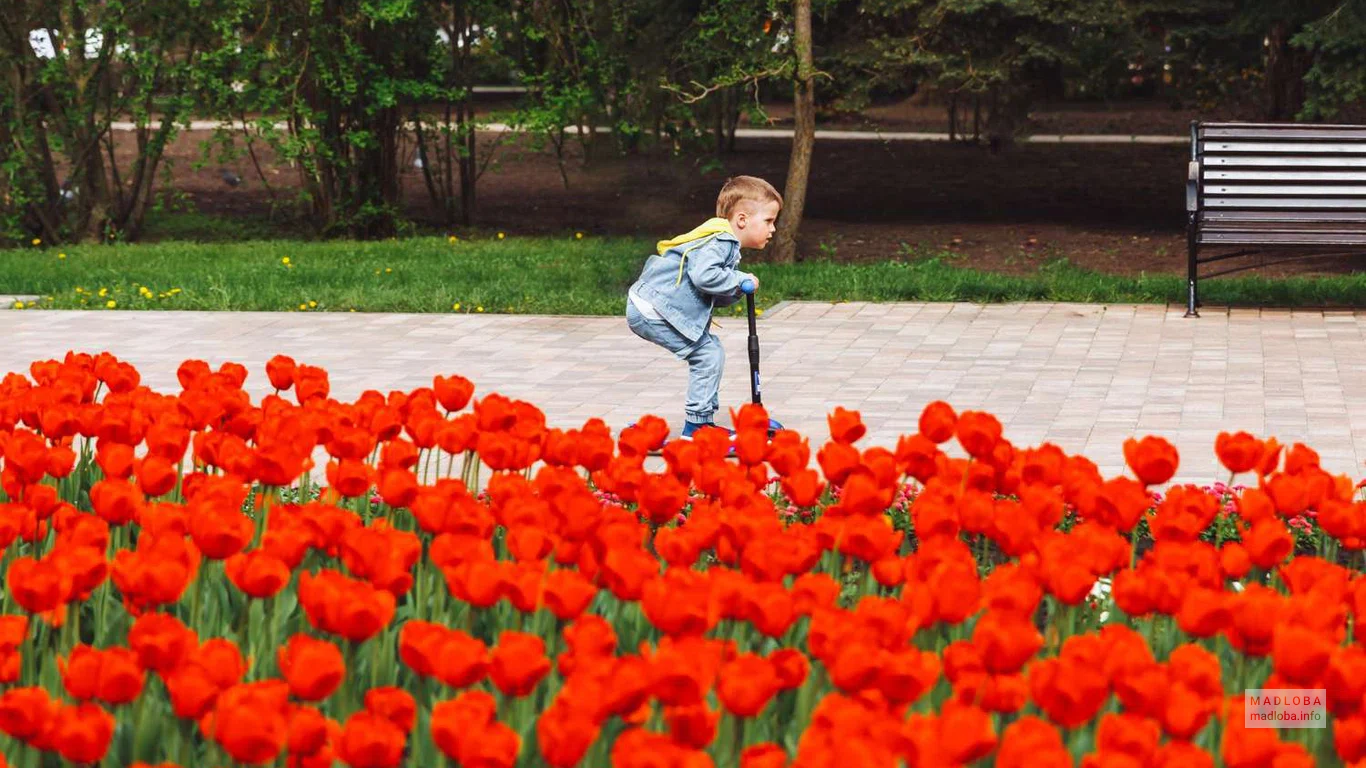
[7,302,1366,482]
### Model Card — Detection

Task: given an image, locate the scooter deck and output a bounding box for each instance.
[641,428,779,458]
[643,449,740,460]
[642,445,743,456]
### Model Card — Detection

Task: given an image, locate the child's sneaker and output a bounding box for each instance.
[680,421,738,457]
[680,421,735,439]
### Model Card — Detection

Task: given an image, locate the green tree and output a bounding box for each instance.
[1,0,221,244]
[663,0,787,155]
[412,1,506,226]
[1292,2,1366,120]
[503,0,698,171]
[847,0,1125,148]
[660,0,837,263]
[198,0,471,238]
[1124,0,1344,120]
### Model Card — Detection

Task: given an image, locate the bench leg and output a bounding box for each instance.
[1185,214,1199,318]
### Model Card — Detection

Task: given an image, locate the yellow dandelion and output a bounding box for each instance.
[375,269,382,275]
[476,305,484,312]
[453,303,461,310]
[349,308,356,312]
[308,300,317,308]
[281,257,291,265]
[448,235,458,244]
[12,302,24,309]
[575,232,584,239]
[299,303,307,310]
[58,253,66,260]
[106,300,116,309]
[75,287,84,293]
[385,268,392,274]
[171,288,181,294]
[756,308,764,316]
[31,238,41,246]
[496,232,505,240]
[98,288,108,297]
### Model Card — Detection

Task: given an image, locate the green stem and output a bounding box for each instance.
[179,717,195,766]
[733,714,746,762]
[130,684,149,761]
[371,635,383,689]
[344,641,361,717]
[190,561,207,634]
[253,487,274,549]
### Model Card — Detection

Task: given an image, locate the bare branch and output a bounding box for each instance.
[661,65,791,105]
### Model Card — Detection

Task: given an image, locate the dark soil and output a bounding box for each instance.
[136,100,1366,278]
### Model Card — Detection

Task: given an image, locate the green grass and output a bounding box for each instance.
[3,235,1366,315]
[136,210,305,242]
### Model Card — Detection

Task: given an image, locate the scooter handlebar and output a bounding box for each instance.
[740,279,756,295]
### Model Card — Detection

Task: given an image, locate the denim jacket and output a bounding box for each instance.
[628,227,754,343]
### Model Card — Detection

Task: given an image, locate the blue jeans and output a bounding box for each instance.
[626,302,723,425]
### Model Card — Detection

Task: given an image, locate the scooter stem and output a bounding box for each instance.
[741,279,761,405]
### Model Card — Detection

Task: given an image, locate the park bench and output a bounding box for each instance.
[1185,121,1366,317]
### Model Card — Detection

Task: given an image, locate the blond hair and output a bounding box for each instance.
[715,176,783,218]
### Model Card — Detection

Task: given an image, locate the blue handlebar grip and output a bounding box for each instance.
[740,279,755,295]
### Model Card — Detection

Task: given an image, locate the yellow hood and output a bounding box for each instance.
[656,217,734,255]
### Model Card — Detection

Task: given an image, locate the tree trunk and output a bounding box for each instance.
[770,0,814,265]
[1266,20,1309,121]
[352,106,400,238]
[725,89,741,153]
[714,87,726,157]
[947,92,957,141]
[459,97,476,226]
[455,0,477,226]
[985,86,1027,154]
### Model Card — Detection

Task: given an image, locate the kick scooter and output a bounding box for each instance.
[634,279,782,456]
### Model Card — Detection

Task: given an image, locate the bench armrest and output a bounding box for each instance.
[1186,161,1200,213]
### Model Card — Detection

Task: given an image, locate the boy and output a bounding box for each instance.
[626,175,782,438]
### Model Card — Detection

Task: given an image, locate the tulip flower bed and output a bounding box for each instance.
[1,352,1365,768]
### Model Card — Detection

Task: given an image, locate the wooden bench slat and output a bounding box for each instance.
[1203,184,1366,196]
[1200,121,1366,128]
[1200,231,1366,245]
[1201,210,1366,222]
[1201,127,1366,140]
[1204,197,1366,209]
[1202,223,1366,233]
[1204,156,1366,167]
[1203,141,1366,154]
[1205,170,1366,181]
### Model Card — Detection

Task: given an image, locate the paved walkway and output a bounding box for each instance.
[4,302,1366,484]
[111,120,1187,145]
